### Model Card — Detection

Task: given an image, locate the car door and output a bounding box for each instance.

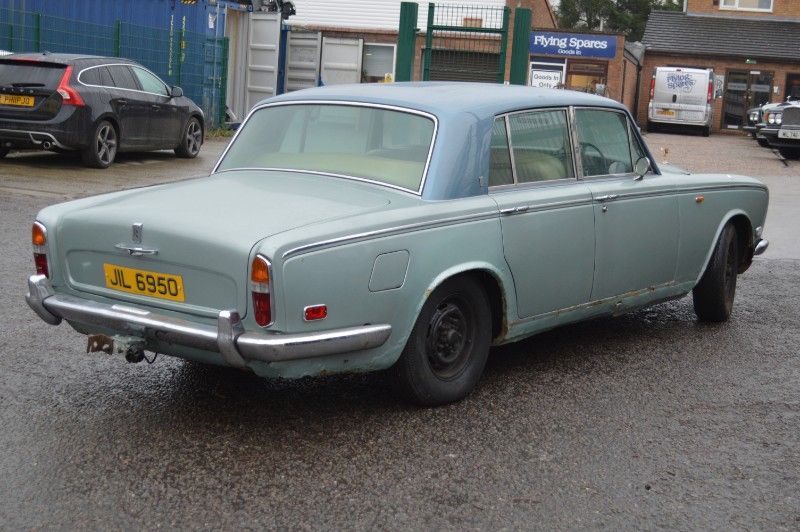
[576,107,679,301]
[489,109,596,319]
[106,64,151,148]
[130,66,183,147]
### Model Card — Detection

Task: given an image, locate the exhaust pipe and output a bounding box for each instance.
[42,141,52,150]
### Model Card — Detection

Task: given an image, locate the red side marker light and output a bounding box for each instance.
[304,305,327,321]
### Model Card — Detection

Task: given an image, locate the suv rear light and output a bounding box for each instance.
[56,65,85,107]
[32,221,49,277]
[251,255,272,326]
[650,76,655,99]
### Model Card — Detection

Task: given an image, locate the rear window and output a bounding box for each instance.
[0,61,66,89]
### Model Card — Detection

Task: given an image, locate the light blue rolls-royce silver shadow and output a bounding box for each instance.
[26,83,770,405]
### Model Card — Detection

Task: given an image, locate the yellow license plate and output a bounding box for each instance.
[657,109,675,117]
[0,94,35,107]
[103,263,185,302]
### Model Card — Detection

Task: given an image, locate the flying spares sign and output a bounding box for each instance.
[530,32,617,59]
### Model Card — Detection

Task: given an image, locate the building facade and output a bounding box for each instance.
[639,0,800,133]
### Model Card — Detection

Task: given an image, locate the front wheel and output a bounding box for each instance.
[175,117,203,158]
[391,277,492,406]
[81,120,117,168]
[693,223,739,322]
[756,137,770,148]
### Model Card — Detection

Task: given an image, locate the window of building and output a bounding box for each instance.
[720,0,773,12]
[565,61,608,96]
[362,43,395,83]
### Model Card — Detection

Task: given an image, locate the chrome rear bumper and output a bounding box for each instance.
[754,239,769,256]
[25,275,392,369]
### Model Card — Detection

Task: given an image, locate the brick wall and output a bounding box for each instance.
[686,0,800,19]
[510,0,558,29]
[620,53,640,111]
[636,52,800,132]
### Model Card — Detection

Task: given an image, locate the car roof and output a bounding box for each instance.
[2,52,136,64]
[269,82,628,121]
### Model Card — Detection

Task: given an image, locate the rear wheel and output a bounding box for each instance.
[702,126,710,137]
[175,117,203,158]
[0,147,8,159]
[81,120,117,169]
[391,277,492,406]
[778,147,800,160]
[693,223,739,322]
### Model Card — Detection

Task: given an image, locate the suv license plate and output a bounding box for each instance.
[0,94,35,107]
[103,263,185,302]
[778,129,800,139]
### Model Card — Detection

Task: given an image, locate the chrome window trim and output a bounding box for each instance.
[77,63,171,98]
[489,106,577,189]
[212,100,439,196]
[572,106,644,181]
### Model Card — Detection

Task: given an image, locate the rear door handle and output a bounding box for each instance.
[151,105,161,111]
[117,99,127,105]
[595,194,619,202]
[499,205,530,215]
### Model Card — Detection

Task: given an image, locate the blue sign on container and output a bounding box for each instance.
[530,31,617,59]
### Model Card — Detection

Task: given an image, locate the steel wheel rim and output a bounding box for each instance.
[186,120,201,155]
[96,124,117,165]
[425,295,474,380]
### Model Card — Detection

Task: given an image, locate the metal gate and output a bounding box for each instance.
[422,4,509,83]
[245,13,281,111]
[284,31,321,92]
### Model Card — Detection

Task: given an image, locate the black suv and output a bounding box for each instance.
[0,53,204,168]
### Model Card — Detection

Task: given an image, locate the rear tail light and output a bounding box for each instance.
[251,255,272,326]
[56,65,85,107]
[707,81,713,104]
[650,76,655,99]
[304,305,327,321]
[32,221,49,278]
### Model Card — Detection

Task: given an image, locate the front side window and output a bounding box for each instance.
[721,0,772,10]
[574,109,634,177]
[508,109,574,183]
[217,104,435,193]
[132,67,169,96]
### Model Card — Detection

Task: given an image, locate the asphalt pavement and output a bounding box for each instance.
[0,137,798,529]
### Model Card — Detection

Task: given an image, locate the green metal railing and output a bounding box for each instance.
[0,7,228,127]
[422,3,509,84]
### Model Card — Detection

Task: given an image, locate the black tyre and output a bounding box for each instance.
[175,117,203,158]
[391,276,492,406]
[693,224,739,322]
[702,126,710,137]
[0,147,8,159]
[81,120,117,168]
[756,137,770,148]
[778,147,800,160]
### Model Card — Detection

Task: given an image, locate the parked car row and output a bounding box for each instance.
[0,53,205,168]
[744,96,800,159]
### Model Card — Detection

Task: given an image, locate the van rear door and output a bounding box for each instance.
[651,68,711,125]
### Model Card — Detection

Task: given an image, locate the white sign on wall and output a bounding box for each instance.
[529,68,563,89]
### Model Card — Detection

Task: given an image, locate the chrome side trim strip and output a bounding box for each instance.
[25,275,392,365]
[77,63,171,98]
[282,210,498,259]
[211,100,439,196]
[498,197,593,216]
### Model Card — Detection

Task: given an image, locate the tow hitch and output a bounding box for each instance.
[87,334,147,363]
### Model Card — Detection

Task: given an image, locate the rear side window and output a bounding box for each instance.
[107,65,140,91]
[488,117,513,186]
[80,66,114,87]
[508,110,574,183]
[0,61,66,89]
[132,67,168,96]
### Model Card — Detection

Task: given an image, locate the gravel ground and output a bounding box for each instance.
[0,133,798,529]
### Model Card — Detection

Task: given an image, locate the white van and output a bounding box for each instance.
[647,67,715,136]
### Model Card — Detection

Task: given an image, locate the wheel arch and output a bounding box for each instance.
[694,210,754,285]
[421,263,510,343]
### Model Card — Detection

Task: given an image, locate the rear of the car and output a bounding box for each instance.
[648,67,714,135]
[0,56,93,152]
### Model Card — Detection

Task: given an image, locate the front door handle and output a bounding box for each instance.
[151,105,161,111]
[595,194,619,202]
